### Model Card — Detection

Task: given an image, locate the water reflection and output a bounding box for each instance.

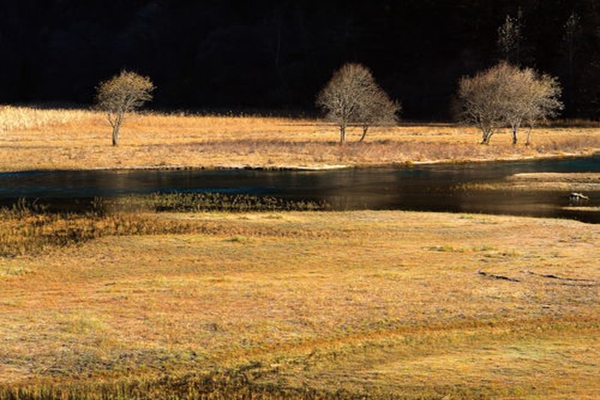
[0,155,598,222]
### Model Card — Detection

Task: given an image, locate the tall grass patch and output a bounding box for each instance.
[0,106,90,132]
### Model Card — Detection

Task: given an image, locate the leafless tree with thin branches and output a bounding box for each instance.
[458,63,512,144]
[96,70,155,146]
[316,63,399,144]
[457,62,562,145]
[522,74,563,145]
[356,91,400,142]
[499,66,563,145]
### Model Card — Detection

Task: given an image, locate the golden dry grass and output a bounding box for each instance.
[458,172,600,192]
[0,106,89,131]
[0,210,598,398]
[0,107,598,171]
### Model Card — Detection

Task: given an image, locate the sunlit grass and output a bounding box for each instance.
[0,106,90,132]
[0,208,598,398]
[0,194,328,257]
[0,107,598,398]
[0,107,598,172]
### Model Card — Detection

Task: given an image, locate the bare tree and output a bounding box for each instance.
[458,63,513,144]
[316,63,397,144]
[457,62,562,145]
[357,92,400,142]
[500,67,563,145]
[96,70,155,146]
[502,66,537,145]
[522,74,563,145]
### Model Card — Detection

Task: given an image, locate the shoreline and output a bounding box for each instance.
[1,149,597,174]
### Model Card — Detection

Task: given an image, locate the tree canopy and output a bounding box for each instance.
[96,70,155,146]
[457,62,562,144]
[316,63,399,144]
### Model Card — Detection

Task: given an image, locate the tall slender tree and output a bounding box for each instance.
[497,12,522,65]
[562,12,581,105]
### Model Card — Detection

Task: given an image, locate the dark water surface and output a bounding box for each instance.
[0,155,598,223]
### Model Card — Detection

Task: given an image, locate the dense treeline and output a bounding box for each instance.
[0,0,598,119]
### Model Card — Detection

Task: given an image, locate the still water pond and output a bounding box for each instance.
[0,155,598,223]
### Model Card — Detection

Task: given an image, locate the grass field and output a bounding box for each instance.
[0,207,598,399]
[0,107,598,172]
[0,107,598,398]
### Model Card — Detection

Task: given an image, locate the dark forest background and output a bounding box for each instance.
[0,0,598,120]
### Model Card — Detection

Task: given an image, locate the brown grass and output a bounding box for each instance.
[0,108,598,171]
[0,210,598,398]
[458,172,600,192]
[0,196,327,258]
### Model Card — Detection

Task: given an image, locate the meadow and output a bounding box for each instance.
[0,107,599,399]
[0,106,598,172]
[0,204,598,399]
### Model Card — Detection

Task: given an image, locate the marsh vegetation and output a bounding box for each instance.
[0,108,598,398]
[0,201,598,398]
[1,2,599,397]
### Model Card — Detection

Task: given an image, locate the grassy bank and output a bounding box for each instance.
[457,172,600,192]
[0,107,598,171]
[0,205,598,398]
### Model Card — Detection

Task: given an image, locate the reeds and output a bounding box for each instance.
[0,371,362,400]
[98,192,328,214]
[0,106,90,132]
[0,206,158,258]
[0,194,328,257]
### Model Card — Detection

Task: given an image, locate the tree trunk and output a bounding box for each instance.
[339,124,346,145]
[511,125,518,145]
[112,125,119,146]
[111,113,123,146]
[525,125,533,146]
[481,129,493,145]
[359,126,368,142]
[479,122,493,145]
